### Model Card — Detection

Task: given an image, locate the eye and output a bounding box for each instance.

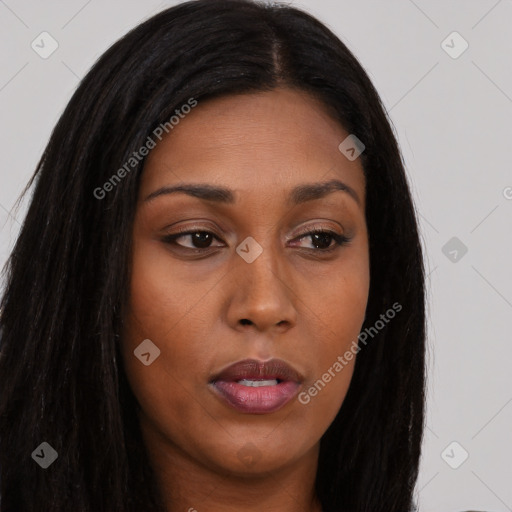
[161,227,352,254]
[162,229,224,250]
[292,228,352,252]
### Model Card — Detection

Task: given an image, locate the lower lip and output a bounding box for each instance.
[211,380,300,414]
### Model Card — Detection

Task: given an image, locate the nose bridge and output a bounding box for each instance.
[229,231,297,331]
[240,237,282,292]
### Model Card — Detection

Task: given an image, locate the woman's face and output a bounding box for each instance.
[121,87,369,476]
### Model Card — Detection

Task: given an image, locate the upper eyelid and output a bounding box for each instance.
[169,226,342,239]
[167,219,344,236]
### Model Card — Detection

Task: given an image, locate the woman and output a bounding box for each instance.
[0,1,427,510]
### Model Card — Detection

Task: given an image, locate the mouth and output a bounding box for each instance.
[209,358,303,414]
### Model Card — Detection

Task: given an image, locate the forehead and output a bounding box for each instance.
[139,88,365,206]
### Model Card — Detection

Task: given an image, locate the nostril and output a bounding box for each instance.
[240,319,252,326]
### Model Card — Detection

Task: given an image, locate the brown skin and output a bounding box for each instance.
[121,88,369,512]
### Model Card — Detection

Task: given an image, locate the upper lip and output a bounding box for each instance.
[210,358,303,383]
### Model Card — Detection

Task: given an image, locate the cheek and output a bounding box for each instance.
[298,252,369,417]
[124,238,223,378]
[124,235,217,356]
[121,357,206,462]
[122,256,193,380]
[297,280,365,429]
[121,238,220,436]
[120,247,186,426]
[120,302,204,450]
[307,250,370,351]
[126,240,186,329]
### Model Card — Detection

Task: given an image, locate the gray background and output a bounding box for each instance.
[1,1,511,510]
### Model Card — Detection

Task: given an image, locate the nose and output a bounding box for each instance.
[226,243,297,334]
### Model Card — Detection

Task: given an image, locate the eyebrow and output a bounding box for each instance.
[144,178,361,207]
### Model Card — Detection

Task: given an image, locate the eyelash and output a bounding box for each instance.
[161,226,352,254]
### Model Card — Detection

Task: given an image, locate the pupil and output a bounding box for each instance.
[312,233,331,249]
[193,232,212,248]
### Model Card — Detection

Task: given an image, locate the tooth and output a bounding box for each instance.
[238,379,278,387]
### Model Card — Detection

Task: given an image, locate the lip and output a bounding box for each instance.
[209,358,303,414]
